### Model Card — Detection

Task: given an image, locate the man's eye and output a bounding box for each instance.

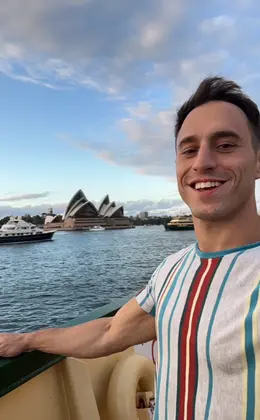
[217,143,235,150]
[182,148,197,155]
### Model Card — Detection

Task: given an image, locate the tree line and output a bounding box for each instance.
[131,216,173,226]
[0,214,174,227]
[0,214,46,227]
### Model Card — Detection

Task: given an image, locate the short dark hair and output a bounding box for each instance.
[175,75,260,149]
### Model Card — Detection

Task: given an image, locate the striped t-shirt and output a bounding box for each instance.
[135,241,260,420]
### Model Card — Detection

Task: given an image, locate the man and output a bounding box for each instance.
[0,76,260,419]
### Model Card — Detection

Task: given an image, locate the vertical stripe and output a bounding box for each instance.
[176,259,207,419]
[244,281,259,420]
[184,260,212,420]
[139,291,150,307]
[138,258,168,307]
[164,250,197,420]
[187,258,221,420]
[242,305,247,420]
[204,251,244,420]
[139,263,162,306]
[157,258,183,310]
[155,254,188,388]
[154,248,195,420]
[176,257,221,420]
[156,251,191,369]
[157,255,187,309]
[253,283,260,420]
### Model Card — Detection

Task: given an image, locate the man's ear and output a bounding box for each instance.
[256,150,260,180]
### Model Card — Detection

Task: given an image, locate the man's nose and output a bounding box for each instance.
[192,145,217,172]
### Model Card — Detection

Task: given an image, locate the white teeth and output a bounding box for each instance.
[194,181,222,190]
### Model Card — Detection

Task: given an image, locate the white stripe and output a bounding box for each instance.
[184,259,212,420]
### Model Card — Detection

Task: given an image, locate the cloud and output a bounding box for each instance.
[60,103,176,178]
[126,102,153,119]
[2,1,257,96]
[60,39,257,180]
[2,0,260,184]
[0,1,259,96]
[199,15,235,35]
[0,1,259,100]
[1,180,260,218]
[0,197,190,218]
[62,48,228,179]
[0,203,64,218]
[0,0,185,93]
[117,198,190,216]
[0,192,50,202]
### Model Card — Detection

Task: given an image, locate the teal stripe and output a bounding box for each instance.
[154,248,195,420]
[139,285,153,307]
[204,251,244,420]
[157,253,191,305]
[150,306,156,317]
[245,282,259,420]
[196,241,260,259]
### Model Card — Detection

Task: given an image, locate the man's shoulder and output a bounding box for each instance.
[158,243,196,273]
[167,242,195,261]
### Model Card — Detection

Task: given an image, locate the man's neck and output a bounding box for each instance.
[193,205,260,253]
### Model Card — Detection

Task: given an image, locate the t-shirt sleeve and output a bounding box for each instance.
[135,261,164,316]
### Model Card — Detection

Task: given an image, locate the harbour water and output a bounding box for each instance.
[0,227,195,333]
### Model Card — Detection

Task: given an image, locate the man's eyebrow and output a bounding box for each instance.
[177,136,197,150]
[177,130,242,150]
[209,130,242,142]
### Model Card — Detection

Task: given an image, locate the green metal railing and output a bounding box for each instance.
[0,292,136,398]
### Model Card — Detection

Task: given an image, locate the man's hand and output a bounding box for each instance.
[0,333,28,358]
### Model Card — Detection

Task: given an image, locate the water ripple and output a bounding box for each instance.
[0,227,195,332]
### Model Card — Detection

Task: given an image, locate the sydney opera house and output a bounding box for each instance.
[44,189,134,230]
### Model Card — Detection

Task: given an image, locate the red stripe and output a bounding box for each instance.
[186,258,220,419]
[178,259,208,419]
[152,339,157,365]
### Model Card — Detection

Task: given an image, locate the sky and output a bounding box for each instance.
[1,0,260,217]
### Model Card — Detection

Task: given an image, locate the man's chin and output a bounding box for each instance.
[191,206,226,222]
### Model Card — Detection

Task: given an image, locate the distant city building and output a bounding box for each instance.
[44,189,134,231]
[139,211,149,219]
[44,207,55,224]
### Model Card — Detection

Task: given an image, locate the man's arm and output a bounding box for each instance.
[0,298,156,358]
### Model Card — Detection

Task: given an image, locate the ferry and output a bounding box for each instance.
[164,215,194,231]
[0,216,56,244]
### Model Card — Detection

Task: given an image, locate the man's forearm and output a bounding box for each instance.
[24,317,116,358]
[0,299,155,359]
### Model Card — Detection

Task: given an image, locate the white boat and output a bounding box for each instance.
[0,216,56,244]
[89,225,105,232]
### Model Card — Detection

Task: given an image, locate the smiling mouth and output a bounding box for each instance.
[190,181,226,191]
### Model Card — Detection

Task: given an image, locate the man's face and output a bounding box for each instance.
[176,101,260,221]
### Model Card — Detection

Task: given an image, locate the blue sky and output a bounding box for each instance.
[1,0,260,216]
